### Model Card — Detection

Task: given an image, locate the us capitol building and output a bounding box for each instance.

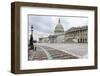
[39,18,88,43]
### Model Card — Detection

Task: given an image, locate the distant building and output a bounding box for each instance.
[39,18,88,43]
[39,37,49,43]
[48,35,57,43]
[51,18,64,43]
[39,18,64,43]
[65,26,88,43]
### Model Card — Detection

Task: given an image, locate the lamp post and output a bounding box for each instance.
[30,24,34,50]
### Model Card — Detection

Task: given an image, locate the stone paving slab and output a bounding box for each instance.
[40,45,78,60]
[28,46,48,60]
[28,45,78,61]
[36,43,88,58]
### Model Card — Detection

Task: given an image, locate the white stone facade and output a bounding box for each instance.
[65,26,88,43]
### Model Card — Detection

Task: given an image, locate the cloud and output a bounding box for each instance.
[29,15,56,34]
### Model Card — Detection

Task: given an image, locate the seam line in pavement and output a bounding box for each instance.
[38,46,52,60]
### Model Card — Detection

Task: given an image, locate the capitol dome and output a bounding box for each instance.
[54,18,64,35]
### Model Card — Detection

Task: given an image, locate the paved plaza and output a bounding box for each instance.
[28,43,87,60]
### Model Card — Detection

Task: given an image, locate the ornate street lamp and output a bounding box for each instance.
[31,24,33,35]
[30,24,34,50]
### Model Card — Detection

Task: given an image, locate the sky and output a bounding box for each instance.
[28,15,88,41]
